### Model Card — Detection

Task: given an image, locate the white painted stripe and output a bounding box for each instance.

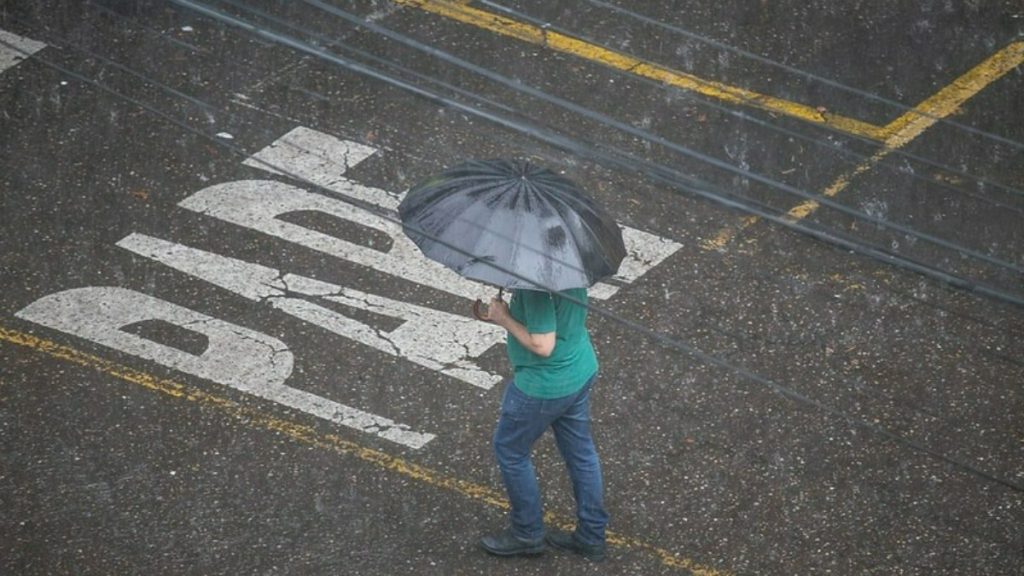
[16,287,434,449]
[0,30,45,74]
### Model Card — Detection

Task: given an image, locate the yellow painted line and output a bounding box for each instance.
[0,324,730,576]
[703,40,1024,250]
[393,0,886,140]
[879,41,1024,144]
[701,215,757,251]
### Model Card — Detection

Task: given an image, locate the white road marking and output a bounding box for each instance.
[116,233,506,389]
[592,227,684,300]
[243,126,389,204]
[15,287,434,449]
[0,30,45,74]
[12,126,682,449]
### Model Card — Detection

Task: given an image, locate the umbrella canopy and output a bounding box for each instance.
[398,158,626,291]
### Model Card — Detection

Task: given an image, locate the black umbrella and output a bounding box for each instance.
[398,158,627,296]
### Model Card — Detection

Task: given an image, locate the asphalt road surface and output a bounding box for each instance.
[2,1,1023,574]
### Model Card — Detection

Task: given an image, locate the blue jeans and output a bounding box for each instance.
[493,374,608,545]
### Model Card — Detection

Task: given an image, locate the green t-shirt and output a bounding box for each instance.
[506,288,598,399]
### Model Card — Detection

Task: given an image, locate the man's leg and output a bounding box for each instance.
[483,381,551,554]
[550,379,608,548]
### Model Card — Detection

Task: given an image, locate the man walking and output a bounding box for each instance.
[477,287,609,562]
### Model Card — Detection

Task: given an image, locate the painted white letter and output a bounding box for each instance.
[15,287,433,449]
[116,233,505,389]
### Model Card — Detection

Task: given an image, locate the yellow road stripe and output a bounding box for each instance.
[0,324,730,576]
[879,41,1024,144]
[703,40,1024,249]
[394,0,885,140]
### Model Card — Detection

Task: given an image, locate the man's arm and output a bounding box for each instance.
[481,297,555,357]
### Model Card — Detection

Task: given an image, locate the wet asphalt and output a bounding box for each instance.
[1,1,1023,574]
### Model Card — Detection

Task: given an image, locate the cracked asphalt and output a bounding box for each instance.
[1,1,1023,574]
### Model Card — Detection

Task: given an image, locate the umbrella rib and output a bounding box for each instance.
[542,186,620,281]
[532,187,595,288]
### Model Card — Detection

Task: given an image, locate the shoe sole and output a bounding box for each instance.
[544,536,606,562]
[480,544,546,557]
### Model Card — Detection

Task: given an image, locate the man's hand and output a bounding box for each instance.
[482,297,512,328]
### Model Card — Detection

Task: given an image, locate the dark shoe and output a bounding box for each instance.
[545,529,607,562]
[479,530,546,557]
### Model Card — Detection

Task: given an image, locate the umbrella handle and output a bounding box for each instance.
[472,299,489,322]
